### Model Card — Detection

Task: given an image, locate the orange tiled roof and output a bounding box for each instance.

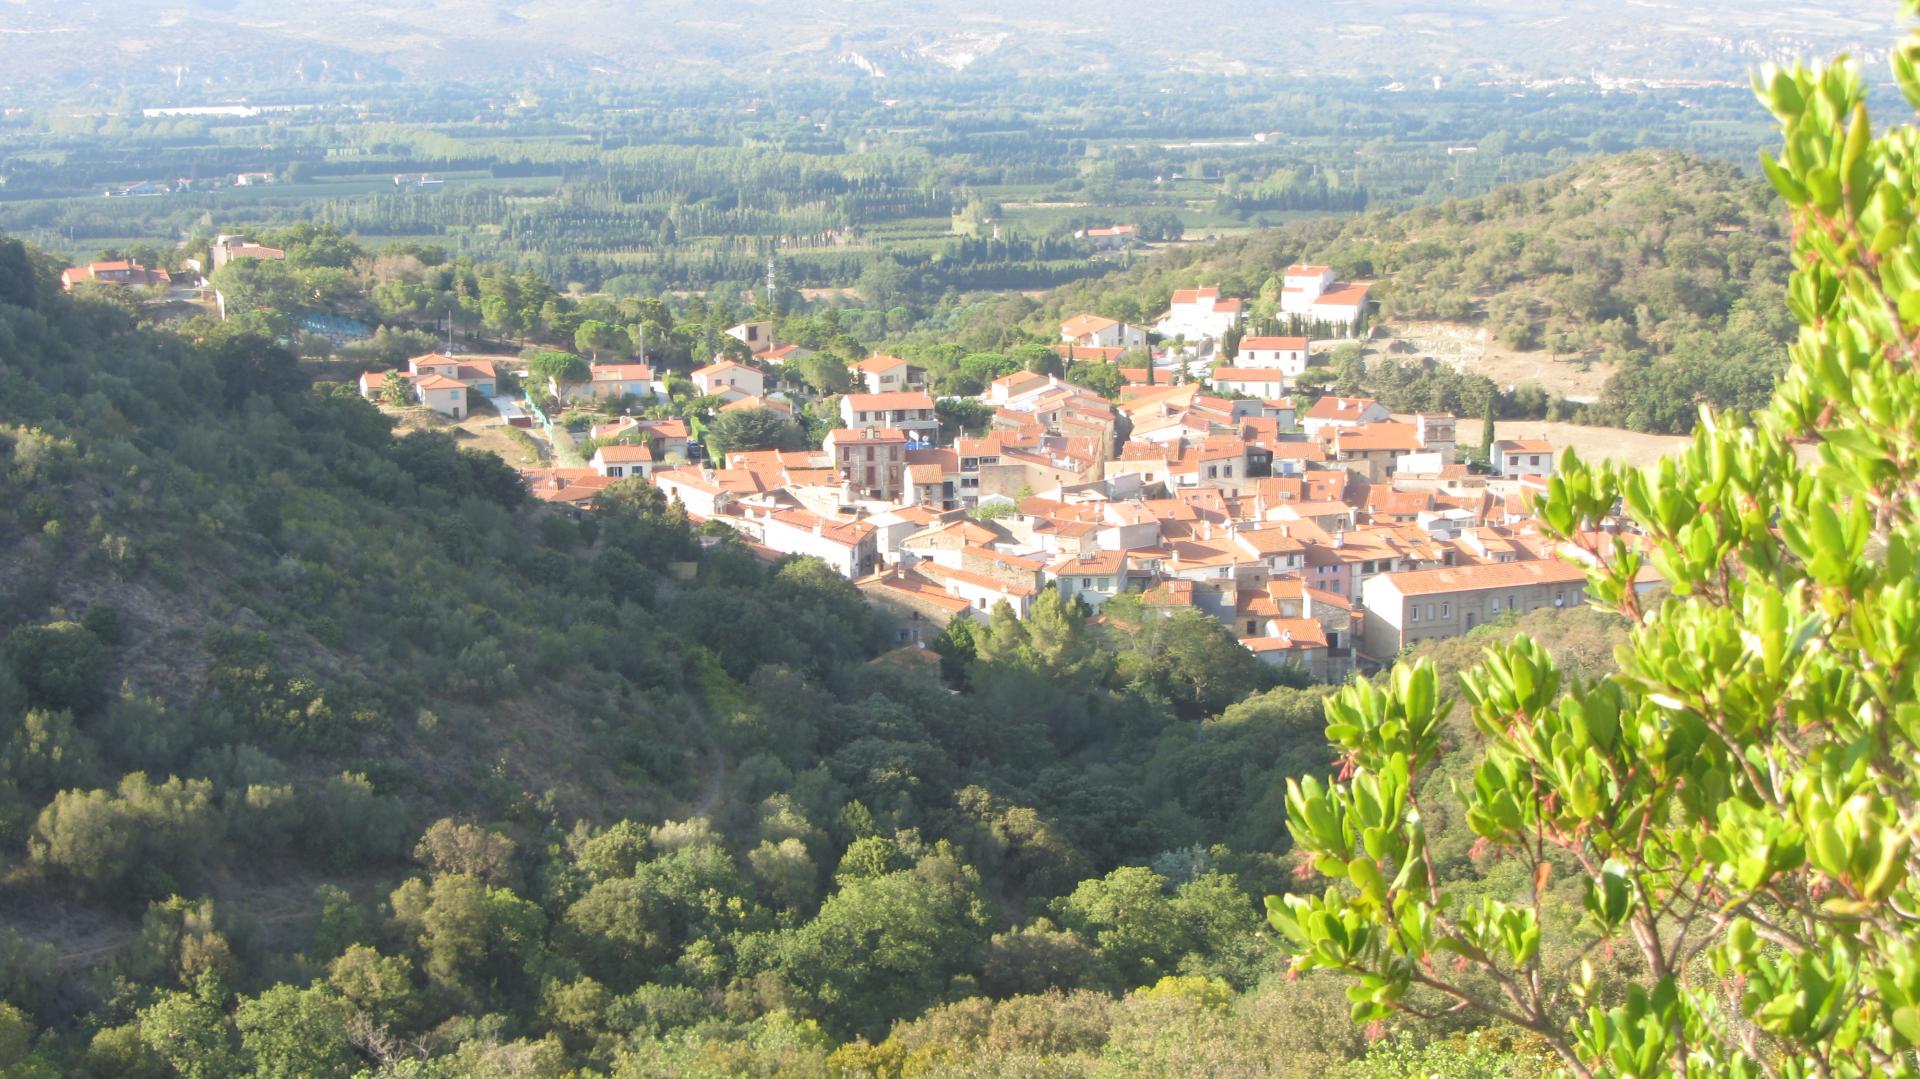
[1375,557,1588,596]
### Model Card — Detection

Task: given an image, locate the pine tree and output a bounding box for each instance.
[1480,385,1496,454]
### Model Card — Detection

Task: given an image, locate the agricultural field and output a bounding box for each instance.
[0,70,1782,302]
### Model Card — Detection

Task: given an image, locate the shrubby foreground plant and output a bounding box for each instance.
[1271,11,1920,1077]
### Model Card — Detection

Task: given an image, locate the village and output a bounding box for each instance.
[59,245,1637,681]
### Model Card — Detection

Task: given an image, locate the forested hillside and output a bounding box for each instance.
[979,152,1794,432]
[0,230,1629,1075]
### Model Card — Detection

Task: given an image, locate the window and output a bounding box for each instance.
[1410,606,1421,622]
[1426,605,1436,620]
[1440,602,1450,618]
[1082,578,1092,589]
[608,466,623,478]
[1491,597,1501,612]
[1247,620,1258,634]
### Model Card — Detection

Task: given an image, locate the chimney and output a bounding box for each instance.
[1333,530,1345,549]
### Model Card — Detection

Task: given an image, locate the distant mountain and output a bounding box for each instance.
[0,0,1894,93]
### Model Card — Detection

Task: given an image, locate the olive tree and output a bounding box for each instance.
[1270,23,1920,1078]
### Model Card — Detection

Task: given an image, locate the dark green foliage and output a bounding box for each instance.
[708,407,807,455]
[1120,609,1272,717]
[2,621,108,714]
[0,239,49,312]
[760,848,991,1039]
[525,348,589,392]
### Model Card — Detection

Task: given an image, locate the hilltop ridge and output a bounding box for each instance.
[0,0,1891,91]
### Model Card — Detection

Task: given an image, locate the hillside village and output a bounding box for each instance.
[60,240,1628,682]
[320,260,1642,684]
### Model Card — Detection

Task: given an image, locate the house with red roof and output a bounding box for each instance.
[1234,336,1310,374]
[1207,366,1295,399]
[556,363,658,404]
[761,342,814,365]
[1046,549,1134,609]
[1053,343,1131,365]
[1156,286,1243,342]
[653,467,737,518]
[591,443,655,481]
[520,468,616,511]
[60,260,172,291]
[1280,264,1373,331]
[911,561,1038,618]
[1492,437,1557,478]
[358,369,397,400]
[852,354,925,394]
[719,394,793,416]
[413,374,469,418]
[761,509,879,579]
[1060,314,1147,350]
[408,352,500,396]
[692,360,765,402]
[1080,224,1137,251]
[824,427,910,501]
[840,391,939,440]
[209,236,286,271]
[1321,422,1427,482]
[1301,395,1392,438]
[858,564,977,630]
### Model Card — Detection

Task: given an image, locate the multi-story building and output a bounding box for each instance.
[840,391,939,441]
[824,427,910,500]
[1359,558,1590,659]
